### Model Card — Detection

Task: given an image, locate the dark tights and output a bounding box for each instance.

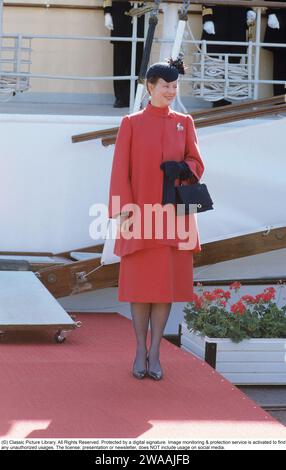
[130,302,172,373]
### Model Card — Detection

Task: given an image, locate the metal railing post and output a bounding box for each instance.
[0,0,3,75]
[129,3,138,111]
[15,34,22,92]
[247,41,253,98]
[0,1,3,37]
[254,7,262,99]
[224,54,229,98]
[201,40,206,98]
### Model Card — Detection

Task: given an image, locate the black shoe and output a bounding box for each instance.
[113,99,129,108]
[212,99,232,108]
[132,355,148,380]
[132,369,147,379]
[146,356,163,381]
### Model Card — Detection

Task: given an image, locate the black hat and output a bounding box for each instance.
[146,57,186,82]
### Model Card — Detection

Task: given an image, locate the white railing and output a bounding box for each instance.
[0,35,32,100]
[185,7,286,101]
[0,3,286,105]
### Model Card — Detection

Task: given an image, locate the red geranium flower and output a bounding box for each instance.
[255,287,276,303]
[241,294,257,304]
[203,291,217,301]
[230,301,246,315]
[213,289,227,298]
[223,291,231,299]
[229,281,241,290]
[184,282,285,342]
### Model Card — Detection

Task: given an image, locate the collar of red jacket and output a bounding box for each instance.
[144,101,172,117]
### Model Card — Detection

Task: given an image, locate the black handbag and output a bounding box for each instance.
[175,182,214,214]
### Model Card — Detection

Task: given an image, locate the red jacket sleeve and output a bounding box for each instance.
[108,116,134,219]
[184,115,205,182]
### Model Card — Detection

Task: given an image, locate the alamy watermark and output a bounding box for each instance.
[89,197,198,250]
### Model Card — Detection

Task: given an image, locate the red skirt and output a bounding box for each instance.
[118,246,194,302]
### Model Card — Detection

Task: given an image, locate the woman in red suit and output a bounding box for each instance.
[108,60,205,380]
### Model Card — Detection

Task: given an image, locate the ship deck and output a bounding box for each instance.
[1,312,285,439]
[0,94,210,117]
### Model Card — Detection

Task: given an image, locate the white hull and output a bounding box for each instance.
[1,111,285,334]
[1,112,285,252]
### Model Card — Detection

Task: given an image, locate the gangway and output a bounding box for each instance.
[0,270,81,342]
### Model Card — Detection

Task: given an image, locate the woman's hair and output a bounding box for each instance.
[146,76,160,95]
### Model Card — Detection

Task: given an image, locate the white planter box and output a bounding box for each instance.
[180,320,286,385]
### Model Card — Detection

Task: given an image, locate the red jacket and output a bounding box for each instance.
[108,102,205,257]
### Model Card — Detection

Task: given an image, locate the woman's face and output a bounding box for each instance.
[148,78,178,107]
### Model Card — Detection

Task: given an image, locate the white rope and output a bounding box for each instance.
[0,76,29,101]
[185,21,254,102]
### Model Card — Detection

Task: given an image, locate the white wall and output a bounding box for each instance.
[0,113,121,252]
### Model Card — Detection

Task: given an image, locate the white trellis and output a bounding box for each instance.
[185,18,255,102]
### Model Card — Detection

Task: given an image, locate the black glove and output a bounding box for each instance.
[160,160,192,180]
[178,161,193,180]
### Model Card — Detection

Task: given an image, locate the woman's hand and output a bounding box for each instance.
[117,212,132,235]
[160,161,193,180]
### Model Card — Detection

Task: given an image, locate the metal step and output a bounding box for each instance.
[0,259,30,271]
[0,255,65,263]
